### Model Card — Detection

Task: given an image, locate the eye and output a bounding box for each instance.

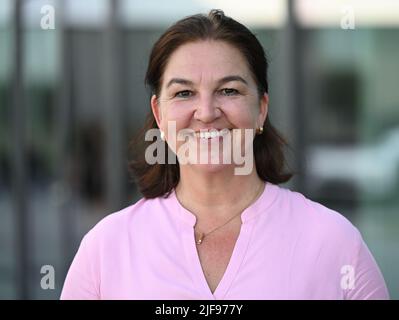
[175,90,193,98]
[220,88,239,96]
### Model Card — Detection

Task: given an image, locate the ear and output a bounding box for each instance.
[257,93,269,127]
[151,94,162,129]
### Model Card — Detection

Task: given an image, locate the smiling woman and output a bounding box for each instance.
[60,9,389,300]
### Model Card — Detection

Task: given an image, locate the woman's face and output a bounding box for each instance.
[151,40,268,174]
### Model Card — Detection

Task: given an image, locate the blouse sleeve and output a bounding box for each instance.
[344,231,390,300]
[60,233,100,300]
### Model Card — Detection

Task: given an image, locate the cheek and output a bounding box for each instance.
[160,104,193,135]
[220,100,257,127]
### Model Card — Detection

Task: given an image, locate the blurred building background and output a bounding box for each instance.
[0,0,398,299]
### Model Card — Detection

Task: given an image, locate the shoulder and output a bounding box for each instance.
[274,185,362,246]
[82,195,165,248]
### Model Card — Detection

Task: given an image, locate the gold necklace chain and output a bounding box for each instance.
[195,210,242,245]
[195,182,265,245]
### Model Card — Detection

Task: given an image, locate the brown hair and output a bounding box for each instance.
[128,9,292,199]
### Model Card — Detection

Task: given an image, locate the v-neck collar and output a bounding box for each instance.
[168,182,279,299]
[180,217,255,299]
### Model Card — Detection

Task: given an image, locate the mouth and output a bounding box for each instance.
[194,129,232,139]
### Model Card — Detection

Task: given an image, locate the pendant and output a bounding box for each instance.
[196,233,204,245]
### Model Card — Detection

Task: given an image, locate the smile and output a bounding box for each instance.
[194,129,231,139]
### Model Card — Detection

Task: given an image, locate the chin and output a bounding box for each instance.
[191,162,234,174]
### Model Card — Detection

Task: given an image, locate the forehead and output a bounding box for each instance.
[162,40,251,84]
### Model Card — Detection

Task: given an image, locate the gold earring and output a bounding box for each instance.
[256,126,263,135]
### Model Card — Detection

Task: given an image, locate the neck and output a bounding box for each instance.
[175,163,265,223]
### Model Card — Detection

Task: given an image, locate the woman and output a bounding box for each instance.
[61,10,389,300]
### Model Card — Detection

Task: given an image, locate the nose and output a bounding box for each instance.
[193,95,221,123]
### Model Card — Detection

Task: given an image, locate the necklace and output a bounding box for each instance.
[194,182,265,245]
[195,210,242,245]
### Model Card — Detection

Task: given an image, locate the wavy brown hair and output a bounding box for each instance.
[128,9,292,199]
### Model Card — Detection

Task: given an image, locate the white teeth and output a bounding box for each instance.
[195,129,230,139]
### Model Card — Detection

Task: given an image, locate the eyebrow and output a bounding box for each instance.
[166,75,248,88]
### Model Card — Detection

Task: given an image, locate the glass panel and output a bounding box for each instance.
[22,0,61,299]
[303,28,399,299]
[0,0,16,300]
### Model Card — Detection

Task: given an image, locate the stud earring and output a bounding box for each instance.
[160,130,165,141]
[256,126,264,135]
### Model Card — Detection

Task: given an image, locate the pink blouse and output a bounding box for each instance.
[61,183,390,299]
